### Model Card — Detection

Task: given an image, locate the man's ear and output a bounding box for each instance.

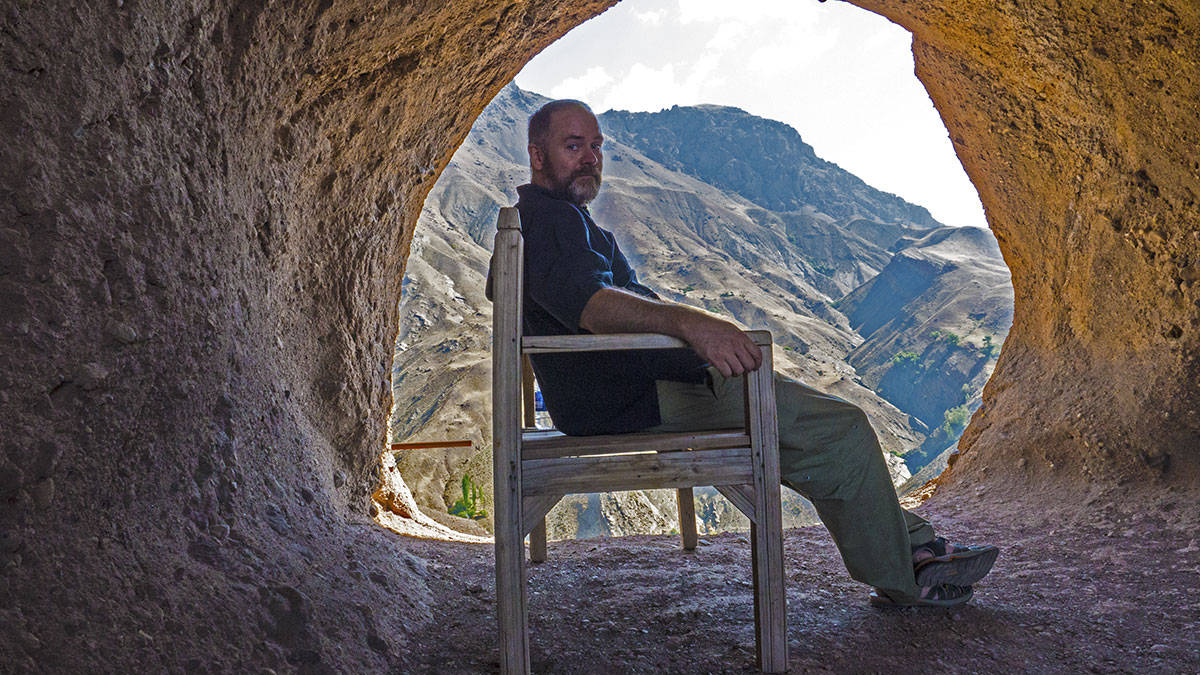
[528,143,545,172]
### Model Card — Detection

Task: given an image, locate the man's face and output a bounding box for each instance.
[531,106,603,206]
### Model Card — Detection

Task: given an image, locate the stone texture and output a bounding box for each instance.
[0,0,1197,671]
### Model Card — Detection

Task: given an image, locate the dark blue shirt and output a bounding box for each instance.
[491,184,708,435]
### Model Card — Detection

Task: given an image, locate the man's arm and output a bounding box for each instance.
[579,287,763,378]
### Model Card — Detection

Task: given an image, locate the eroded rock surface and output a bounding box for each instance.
[1,0,1197,671]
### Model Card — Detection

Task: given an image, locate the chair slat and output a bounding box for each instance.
[522,428,750,460]
[522,447,753,496]
[523,330,771,354]
[522,494,563,538]
[715,484,758,524]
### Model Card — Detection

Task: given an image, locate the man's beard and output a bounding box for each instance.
[547,162,602,206]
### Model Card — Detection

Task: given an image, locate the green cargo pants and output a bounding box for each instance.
[647,368,934,603]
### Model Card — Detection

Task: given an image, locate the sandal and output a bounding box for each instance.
[870,583,973,608]
[912,537,999,587]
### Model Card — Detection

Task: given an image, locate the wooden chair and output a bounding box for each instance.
[491,206,788,673]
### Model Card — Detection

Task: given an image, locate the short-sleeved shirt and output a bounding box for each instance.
[490,184,708,435]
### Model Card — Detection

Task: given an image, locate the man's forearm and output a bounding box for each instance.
[578,287,763,377]
[578,287,706,338]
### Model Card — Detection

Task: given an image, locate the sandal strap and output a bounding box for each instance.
[926,583,971,602]
[912,536,951,558]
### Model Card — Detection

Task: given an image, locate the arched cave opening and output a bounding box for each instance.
[2,0,1197,672]
[381,0,1016,543]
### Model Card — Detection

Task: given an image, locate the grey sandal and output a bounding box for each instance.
[913,537,999,587]
[870,583,974,608]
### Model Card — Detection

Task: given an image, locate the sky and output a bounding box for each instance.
[513,0,986,228]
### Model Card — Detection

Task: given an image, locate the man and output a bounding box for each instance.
[492,99,998,607]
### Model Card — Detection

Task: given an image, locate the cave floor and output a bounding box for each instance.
[397,493,1200,674]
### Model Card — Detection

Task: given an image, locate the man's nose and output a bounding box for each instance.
[581,148,598,165]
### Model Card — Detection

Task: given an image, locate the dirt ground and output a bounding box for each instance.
[398,489,1200,674]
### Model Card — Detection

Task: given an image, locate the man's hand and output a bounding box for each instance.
[579,287,763,377]
[677,312,762,378]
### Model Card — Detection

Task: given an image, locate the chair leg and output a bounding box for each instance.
[676,487,698,550]
[749,497,786,673]
[529,518,548,562]
[496,512,530,674]
[748,347,787,673]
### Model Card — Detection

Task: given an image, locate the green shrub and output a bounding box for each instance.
[891,351,922,368]
[448,474,488,520]
[942,405,971,436]
[931,330,962,347]
[982,334,1001,358]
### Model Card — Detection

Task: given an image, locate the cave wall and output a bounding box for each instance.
[0,0,1196,670]
[851,0,1200,490]
[0,0,615,670]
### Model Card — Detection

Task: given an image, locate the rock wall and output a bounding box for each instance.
[1,0,1196,670]
[851,0,1200,492]
[0,0,615,670]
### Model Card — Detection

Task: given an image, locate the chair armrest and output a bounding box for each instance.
[522,330,771,354]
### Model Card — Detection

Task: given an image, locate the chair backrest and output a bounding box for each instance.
[492,205,524,462]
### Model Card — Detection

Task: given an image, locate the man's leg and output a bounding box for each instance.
[651,370,928,603]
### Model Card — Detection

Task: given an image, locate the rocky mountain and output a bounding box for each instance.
[387,84,1012,540]
[601,105,941,226]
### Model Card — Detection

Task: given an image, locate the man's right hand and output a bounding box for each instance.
[678,312,762,378]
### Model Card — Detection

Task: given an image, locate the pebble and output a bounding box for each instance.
[401,551,427,576]
[1150,644,1169,654]
[31,479,54,509]
[333,470,347,488]
[301,487,314,504]
[75,363,108,391]
[109,321,138,344]
[17,629,39,652]
[0,530,21,554]
[0,464,23,500]
[32,442,62,480]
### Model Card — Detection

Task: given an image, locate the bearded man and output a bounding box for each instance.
[489,98,998,607]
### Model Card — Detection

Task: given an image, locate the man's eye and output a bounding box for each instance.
[566,144,578,150]
[592,144,603,151]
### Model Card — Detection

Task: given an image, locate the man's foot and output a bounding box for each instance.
[869,583,973,608]
[912,537,999,587]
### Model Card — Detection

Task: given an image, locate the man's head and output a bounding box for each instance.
[527,99,603,206]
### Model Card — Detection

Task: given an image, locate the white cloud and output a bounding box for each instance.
[549,66,614,100]
[634,8,668,24]
[706,23,747,53]
[746,25,839,75]
[678,0,796,23]
[602,63,697,112]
